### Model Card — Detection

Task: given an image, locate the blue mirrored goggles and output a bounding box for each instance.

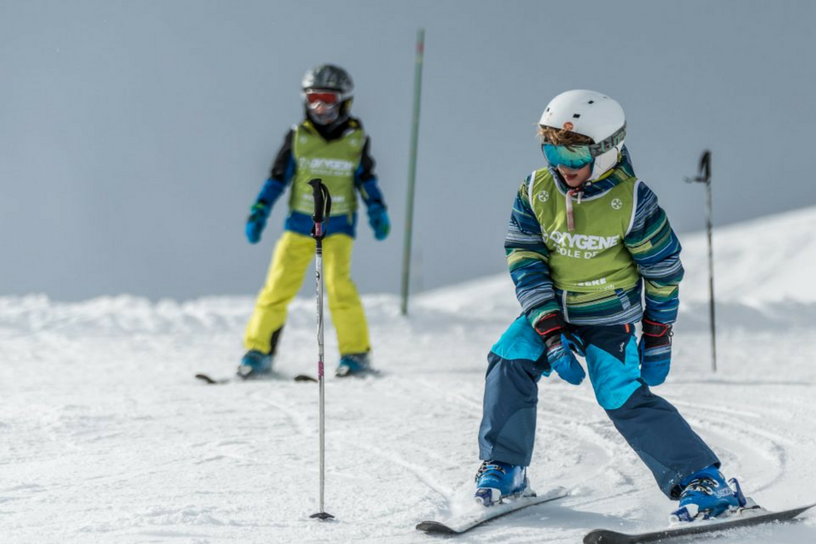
[542,144,594,169]
[540,123,626,169]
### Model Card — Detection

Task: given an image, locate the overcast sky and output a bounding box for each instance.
[2,0,814,301]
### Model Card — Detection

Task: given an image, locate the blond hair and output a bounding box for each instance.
[538,125,594,147]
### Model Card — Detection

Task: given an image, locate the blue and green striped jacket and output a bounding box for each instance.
[507,152,684,327]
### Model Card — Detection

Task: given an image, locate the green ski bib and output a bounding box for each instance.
[528,167,640,293]
[289,123,365,216]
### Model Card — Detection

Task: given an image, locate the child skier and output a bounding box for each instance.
[240,64,389,379]
[475,90,744,522]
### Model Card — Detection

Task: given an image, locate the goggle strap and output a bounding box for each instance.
[589,123,626,156]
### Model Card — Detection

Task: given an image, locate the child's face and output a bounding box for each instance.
[557,164,592,188]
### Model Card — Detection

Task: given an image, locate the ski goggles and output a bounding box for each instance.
[541,124,627,169]
[542,144,595,169]
[304,90,342,106]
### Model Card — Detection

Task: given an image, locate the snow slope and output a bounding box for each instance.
[1,208,816,543]
[681,205,816,307]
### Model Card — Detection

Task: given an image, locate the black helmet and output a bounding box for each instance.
[301,64,354,98]
[301,64,354,127]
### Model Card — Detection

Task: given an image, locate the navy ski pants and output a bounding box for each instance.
[478,316,719,498]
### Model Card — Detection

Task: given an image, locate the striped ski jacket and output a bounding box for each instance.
[506,151,684,327]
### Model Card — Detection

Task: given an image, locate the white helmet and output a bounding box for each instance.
[539,90,626,181]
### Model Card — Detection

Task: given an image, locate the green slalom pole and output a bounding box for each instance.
[401,28,425,316]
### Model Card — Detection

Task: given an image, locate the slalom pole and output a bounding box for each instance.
[685,151,717,372]
[400,28,425,316]
[308,178,335,521]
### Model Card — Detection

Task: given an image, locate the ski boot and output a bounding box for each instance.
[670,465,746,523]
[336,352,372,377]
[474,460,530,506]
[237,350,273,379]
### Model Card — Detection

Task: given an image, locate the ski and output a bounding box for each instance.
[416,486,568,535]
[194,373,316,384]
[583,502,815,544]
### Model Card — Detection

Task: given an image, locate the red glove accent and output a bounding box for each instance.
[534,313,567,340]
[641,318,673,348]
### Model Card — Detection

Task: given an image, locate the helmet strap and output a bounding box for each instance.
[587,148,622,182]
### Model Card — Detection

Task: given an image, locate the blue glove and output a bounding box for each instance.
[536,313,586,386]
[245,202,270,244]
[367,203,390,241]
[639,318,673,386]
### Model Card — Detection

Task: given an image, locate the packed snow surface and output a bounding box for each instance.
[2,208,816,543]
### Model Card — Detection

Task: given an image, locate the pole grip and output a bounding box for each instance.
[698,150,711,184]
[308,178,332,239]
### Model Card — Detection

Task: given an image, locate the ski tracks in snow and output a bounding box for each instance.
[2,298,816,543]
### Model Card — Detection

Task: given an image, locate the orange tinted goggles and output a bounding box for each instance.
[305,90,341,105]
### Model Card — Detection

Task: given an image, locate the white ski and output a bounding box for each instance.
[416,486,569,535]
[583,502,816,544]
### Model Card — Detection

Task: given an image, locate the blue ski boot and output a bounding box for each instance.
[237,350,273,379]
[474,460,529,506]
[670,465,746,523]
[336,352,372,377]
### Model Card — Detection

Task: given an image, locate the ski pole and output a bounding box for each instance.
[685,151,717,373]
[307,178,334,522]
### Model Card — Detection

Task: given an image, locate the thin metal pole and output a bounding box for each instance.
[316,236,327,511]
[685,151,716,373]
[401,28,425,316]
[705,164,717,373]
[308,179,333,521]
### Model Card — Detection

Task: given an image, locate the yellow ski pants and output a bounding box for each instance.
[244,231,370,356]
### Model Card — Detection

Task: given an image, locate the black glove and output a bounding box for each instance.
[639,318,673,386]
